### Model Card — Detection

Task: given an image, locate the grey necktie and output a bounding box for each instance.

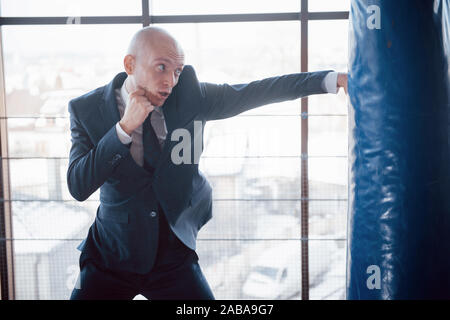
[142,110,164,171]
[150,107,167,148]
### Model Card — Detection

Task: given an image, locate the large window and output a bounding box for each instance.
[0,0,349,300]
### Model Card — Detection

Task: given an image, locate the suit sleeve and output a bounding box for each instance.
[200,70,333,121]
[66,100,131,201]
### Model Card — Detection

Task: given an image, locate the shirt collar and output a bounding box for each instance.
[120,80,130,107]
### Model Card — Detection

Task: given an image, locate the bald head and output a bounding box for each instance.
[123,26,185,107]
[127,26,184,60]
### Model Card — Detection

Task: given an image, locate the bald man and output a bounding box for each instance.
[67,26,347,300]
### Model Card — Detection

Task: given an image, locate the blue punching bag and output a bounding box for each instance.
[347,0,450,299]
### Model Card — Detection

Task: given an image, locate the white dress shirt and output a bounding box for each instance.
[115,72,339,166]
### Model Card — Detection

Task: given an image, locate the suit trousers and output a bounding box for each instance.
[70,204,215,300]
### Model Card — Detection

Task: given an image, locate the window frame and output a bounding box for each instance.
[0,0,349,300]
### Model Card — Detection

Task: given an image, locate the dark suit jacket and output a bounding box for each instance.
[67,65,332,274]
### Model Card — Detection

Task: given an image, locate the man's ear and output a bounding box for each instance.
[124,55,135,75]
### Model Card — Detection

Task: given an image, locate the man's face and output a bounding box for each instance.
[132,38,184,107]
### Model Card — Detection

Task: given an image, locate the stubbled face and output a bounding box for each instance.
[129,35,185,107]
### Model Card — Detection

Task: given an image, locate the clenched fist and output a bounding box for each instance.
[337,73,348,95]
[119,87,154,135]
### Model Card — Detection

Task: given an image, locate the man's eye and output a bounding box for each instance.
[158,64,165,71]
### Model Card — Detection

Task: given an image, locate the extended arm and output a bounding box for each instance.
[200,70,333,121]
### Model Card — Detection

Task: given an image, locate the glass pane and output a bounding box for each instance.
[309,20,349,71]
[2,25,141,117]
[309,20,349,115]
[309,92,348,115]
[308,157,348,199]
[308,20,348,114]
[309,115,348,157]
[154,22,300,84]
[309,200,347,238]
[12,199,97,299]
[199,200,301,239]
[8,158,99,201]
[12,200,96,240]
[308,0,350,12]
[13,239,84,299]
[203,115,301,158]
[0,0,141,16]
[308,240,346,300]
[152,0,300,15]
[2,18,349,299]
[198,240,302,299]
[201,157,301,200]
[7,118,71,158]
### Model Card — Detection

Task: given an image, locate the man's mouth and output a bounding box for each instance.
[158,91,170,99]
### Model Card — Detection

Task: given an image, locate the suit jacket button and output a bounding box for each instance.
[150,211,157,218]
[110,154,121,165]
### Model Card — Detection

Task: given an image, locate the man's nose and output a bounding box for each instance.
[163,72,177,88]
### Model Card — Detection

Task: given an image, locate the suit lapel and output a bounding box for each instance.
[99,72,151,177]
[99,72,127,134]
